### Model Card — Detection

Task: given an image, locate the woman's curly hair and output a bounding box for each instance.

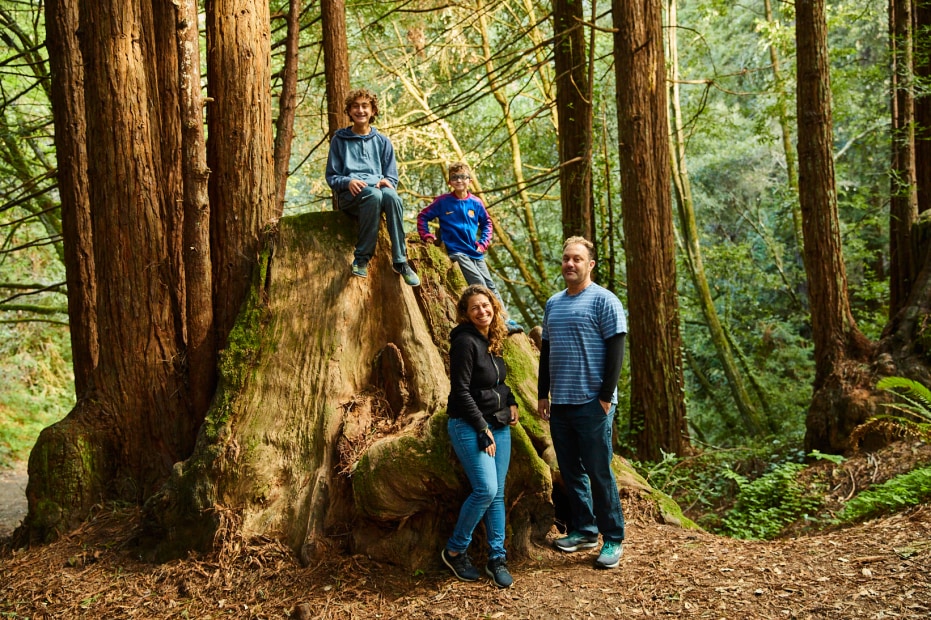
[456,285,508,356]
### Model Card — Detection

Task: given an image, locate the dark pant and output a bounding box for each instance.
[549,398,625,542]
[339,186,408,265]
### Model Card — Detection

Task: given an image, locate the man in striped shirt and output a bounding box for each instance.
[537,236,627,569]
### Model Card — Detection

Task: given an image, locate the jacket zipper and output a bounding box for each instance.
[491,351,502,411]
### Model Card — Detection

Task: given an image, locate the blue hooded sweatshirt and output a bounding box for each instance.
[325,126,399,192]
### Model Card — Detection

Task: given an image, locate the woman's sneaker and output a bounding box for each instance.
[441,548,479,582]
[554,531,599,552]
[485,557,513,588]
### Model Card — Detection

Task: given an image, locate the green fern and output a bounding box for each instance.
[875,376,931,422]
[851,376,931,448]
[838,466,931,523]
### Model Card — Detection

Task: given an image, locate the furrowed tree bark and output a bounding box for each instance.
[916,0,931,219]
[612,0,690,460]
[206,0,277,346]
[273,0,301,212]
[321,0,350,139]
[26,0,191,540]
[795,0,874,454]
[554,0,594,240]
[44,0,97,397]
[177,0,216,420]
[889,0,920,317]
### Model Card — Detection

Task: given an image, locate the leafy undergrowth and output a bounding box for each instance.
[639,439,931,540]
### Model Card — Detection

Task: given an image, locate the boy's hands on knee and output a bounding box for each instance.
[347,179,366,196]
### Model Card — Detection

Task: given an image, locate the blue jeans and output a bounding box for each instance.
[448,253,504,305]
[549,399,625,542]
[446,417,511,560]
[339,186,408,265]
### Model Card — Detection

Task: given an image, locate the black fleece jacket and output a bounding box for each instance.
[447,322,518,432]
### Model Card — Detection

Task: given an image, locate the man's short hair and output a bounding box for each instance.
[563,236,595,261]
[344,89,379,121]
[448,161,472,178]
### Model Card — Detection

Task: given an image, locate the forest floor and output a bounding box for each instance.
[1,443,930,619]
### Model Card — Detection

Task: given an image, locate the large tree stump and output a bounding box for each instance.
[140,211,556,567]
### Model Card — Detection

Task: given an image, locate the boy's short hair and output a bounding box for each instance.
[448,162,472,178]
[563,236,595,261]
[344,89,379,121]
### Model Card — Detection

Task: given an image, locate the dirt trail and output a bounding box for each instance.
[0,461,27,538]
[2,500,930,618]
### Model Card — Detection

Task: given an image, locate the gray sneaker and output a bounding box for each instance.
[595,540,623,569]
[554,531,599,553]
[393,262,420,287]
[485,557,513,588]
[441,548,479,582]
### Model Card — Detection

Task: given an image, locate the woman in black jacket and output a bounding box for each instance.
[441,284,519,589]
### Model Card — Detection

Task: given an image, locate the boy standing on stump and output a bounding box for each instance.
[417,162,523,334]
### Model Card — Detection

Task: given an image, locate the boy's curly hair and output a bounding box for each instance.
[344,89,379,122]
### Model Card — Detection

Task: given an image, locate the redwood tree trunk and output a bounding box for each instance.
[554,0,593,240]
[27,0,191,540]
[44,0,97,398]
[177,0,216,420]
[206,0,277,345]
[889,0,920,317]
[915,0,931,219]
[273,0,301,213]
[612,0,690,460]
[321,0,350,138]
[796,0,873,453]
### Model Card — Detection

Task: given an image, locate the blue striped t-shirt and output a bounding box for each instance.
[541,283,627,405]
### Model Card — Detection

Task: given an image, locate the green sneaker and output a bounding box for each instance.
[350,260,368,278]
[595,540,623,569]
[554,531,599,553]
[393,262,420,287]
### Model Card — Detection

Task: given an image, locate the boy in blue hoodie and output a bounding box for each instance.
[326,89,420,286]
[417,162,523,333]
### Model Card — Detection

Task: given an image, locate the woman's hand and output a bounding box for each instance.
[484,428,496,457]
[509,405,519,426]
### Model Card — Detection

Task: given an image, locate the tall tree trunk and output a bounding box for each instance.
[667,0,766,435]
[206,0,277,346]
[44,0,97,397]
[612,0,690,460]
[554,0,593,240]
[889,0,920,317]
[177,0,216,420]
[27,0,192,540]
[795,0,873,454]
[916,0,931,219]
[321,0,350,139]
[764,0,803,253]
[273,0,301,214]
